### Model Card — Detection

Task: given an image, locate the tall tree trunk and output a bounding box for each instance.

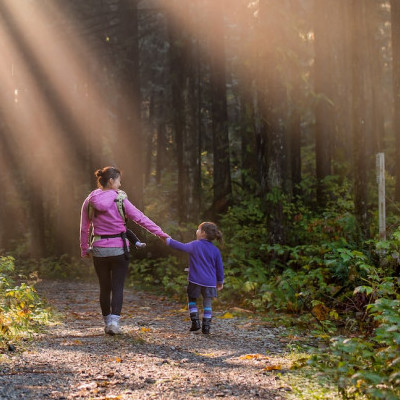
[156,121,166,185]
[144,95,155,186]
[116,0,144,208]
[208,0,232,217]
[288,82,302,197]
[258,0,289,244]
[185,41,201,221]
[366,1,385,154]
[313,0,336,206]
[391,0,400,200]
[287,0,303,197]
[167,2,201,222]
[0,122,23,250]
[351,0,369,238]
[239,87,257,185]
[168,6,188,222]
[334,0,353,164]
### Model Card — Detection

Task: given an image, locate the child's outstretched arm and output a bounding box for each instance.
[166,237,195,254]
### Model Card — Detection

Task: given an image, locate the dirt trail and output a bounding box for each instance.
[0,280,293,399]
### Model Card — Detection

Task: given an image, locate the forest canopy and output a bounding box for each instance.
[0,0,397,258]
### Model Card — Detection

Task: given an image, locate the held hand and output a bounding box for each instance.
[217,283,224,291]
[160,236,169,245]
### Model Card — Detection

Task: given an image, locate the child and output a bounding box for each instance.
[166,222,224,334]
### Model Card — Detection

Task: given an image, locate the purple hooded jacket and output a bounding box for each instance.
[80,189,168,257]
[166,238,224,287]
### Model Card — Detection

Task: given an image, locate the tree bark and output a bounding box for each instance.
[351,0,369,238]
[366,1,385,154]
[167,1,201,222]
[115,0,144,208]
[391,0,400,200]
[208,0,232,217]
[257,0,289,244]
[313,0,336,206]
[168,6,188,222]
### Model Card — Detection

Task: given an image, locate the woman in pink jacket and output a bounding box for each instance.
[80,166,169,335]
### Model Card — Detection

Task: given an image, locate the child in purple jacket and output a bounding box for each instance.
[166,222,224,334]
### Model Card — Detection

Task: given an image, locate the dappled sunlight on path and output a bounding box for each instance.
[0,280,291,399]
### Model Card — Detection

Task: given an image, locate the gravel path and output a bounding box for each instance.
[0,280,293,399]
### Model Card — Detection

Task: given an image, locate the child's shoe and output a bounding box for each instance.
[202,318,211,334]
[107,314,121,335]
[135,241,146,249]
[189,312,201,332]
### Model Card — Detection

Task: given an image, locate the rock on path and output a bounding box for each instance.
[0,280,292,399]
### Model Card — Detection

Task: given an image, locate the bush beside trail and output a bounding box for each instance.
[0,256,52,348]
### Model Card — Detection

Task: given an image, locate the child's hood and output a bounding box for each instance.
[89,189,118,212]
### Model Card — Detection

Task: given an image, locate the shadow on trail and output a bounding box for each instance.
[11,279,290,399]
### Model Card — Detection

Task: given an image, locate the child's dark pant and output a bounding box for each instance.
[93,254,129,316]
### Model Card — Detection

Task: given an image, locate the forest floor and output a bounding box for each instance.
[0,280,330,400]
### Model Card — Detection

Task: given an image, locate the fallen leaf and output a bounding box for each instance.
[240,354,269,360]
[263,364,282,371]
[140,327,151,332]
[218,312,234,319]
[312,303,330,321]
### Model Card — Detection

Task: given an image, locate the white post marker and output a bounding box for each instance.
[376,153,386,240]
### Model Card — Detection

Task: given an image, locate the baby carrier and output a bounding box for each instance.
[88,190,139,259]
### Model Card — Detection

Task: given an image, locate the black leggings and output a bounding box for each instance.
[93,254,129,316]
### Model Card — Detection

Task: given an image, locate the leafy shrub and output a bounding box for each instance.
[128,255,188,302]
[12,254,97,281]
[0,256,52,344]
[309,240,400,400]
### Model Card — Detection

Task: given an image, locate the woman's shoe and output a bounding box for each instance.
[103,314,111,334]
[107,314,121,335]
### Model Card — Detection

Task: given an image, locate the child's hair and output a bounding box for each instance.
[95,166,121,188]
[199,222,223,244]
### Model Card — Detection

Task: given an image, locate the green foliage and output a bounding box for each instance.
[13,255,96,281]
[216,180,369,313]
[0,256,52,345]
[218,195,270,306]
[128,255,187,301]
[309,238,400,400]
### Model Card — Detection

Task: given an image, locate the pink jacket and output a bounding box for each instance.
[80,189,168,257]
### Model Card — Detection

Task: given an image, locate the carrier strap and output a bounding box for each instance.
[91,231,129,260]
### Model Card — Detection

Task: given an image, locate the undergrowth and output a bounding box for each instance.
[0,256,53,348]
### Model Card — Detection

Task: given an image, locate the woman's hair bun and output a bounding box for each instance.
[94,166,121,189]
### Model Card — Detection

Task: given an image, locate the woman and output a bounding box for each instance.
[80,166,169,335]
